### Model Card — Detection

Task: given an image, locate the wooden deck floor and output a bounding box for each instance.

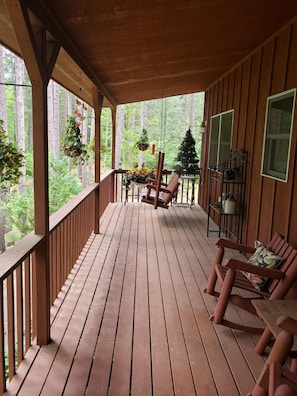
[6,203,268,396]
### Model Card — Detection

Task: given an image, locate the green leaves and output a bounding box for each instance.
[0,119,24,191]
[62,115,88,163]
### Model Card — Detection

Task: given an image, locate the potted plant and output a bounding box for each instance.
[0,119,24,192]
[62,115,88,163]
[135,128,149,151]
[127,165,156,184]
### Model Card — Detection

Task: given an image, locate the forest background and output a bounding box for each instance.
[0,45,204,252]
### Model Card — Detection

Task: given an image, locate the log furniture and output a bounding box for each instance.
[204,233,297,339]
[249,309,297,396]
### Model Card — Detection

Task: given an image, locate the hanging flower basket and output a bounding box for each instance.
[0,119,24,192]
[135,129,149,151]
[61,115,88,163]
[63,146,82,158]
[137,143,149,151]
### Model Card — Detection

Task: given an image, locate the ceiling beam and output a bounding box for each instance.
[21,0,117,109]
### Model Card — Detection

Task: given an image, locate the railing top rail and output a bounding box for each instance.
[49,183,99,231]
[0,233,44,281]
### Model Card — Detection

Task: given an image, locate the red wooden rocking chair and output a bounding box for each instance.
[204,233,297,338]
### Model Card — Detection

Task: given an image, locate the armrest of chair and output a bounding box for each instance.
[224,258,284,279]
[146,178,167,187]
[276,315,297,337]
[146,183,157,190]
[215,238,256,254]
[145,177,157,185]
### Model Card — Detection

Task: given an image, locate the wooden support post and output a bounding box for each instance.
[6,0,60,345]
[111,107,116,203]
[92,87,104,234]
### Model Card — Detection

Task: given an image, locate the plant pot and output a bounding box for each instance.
[137,143,149,151]
[224,198,237,214]
[64,147,82,158]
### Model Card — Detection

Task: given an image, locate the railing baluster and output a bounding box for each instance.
[16,265,24,365]
[7,273,15,380]
[0,283,5,394]
[24,257,31,352]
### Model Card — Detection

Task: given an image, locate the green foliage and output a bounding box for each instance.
[62,115,88,163]
[2,155,83,242]
[0,119,24,192]
[174,127,200,175]
[119,93,204,170]
[2,185,34,237]
[48,155,82,214]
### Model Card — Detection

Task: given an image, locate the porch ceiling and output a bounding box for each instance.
[1,0,297,108]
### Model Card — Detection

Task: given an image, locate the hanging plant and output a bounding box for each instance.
[0,120,24,192]
[61,115,88,163]
[135,128,149,151]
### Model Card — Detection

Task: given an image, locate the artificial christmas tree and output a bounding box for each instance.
[174,127,199,175]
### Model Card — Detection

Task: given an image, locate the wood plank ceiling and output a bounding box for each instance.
[1,0,297,108]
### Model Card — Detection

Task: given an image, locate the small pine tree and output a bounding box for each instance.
[174,127,199,175]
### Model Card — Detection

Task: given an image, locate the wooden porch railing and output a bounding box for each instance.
[0,169,199,392]
[114,169,200,206]
[0,171,115,393]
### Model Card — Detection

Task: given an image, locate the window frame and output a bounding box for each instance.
[261,88,296,182]
[208,109,234,169]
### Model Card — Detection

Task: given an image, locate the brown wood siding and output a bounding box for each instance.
[200,17,297,249]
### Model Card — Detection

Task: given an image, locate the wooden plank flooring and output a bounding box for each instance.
[6,203,268,396]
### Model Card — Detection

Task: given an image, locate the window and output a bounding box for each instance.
[208,110,233,168]
[261,89,296,182]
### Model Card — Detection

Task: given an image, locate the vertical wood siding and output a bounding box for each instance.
[200,16,297,248]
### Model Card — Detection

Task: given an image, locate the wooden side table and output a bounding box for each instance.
[250,300,297,396]
[253,300,297,340]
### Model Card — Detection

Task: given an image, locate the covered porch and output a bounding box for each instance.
[6,196,266,396]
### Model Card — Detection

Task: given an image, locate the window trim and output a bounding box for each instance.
[208,109,234,169]
[261,88,296,183]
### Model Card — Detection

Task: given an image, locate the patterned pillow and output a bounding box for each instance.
[243,244,285,291]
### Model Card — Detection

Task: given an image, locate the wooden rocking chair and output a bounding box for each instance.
[204,233,297,338]
[141,152,180,209]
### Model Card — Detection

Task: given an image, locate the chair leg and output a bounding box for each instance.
[211,267,236,324]
[255,327,274,355]
[204,246,224,295]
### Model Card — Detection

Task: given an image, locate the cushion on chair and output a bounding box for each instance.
[242,244,285,291]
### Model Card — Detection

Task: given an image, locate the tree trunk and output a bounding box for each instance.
[0,200,6,254]
[183,95,188,134]
[0,46,7,127]
[48,80,60,157]
[88,108,95,184]
[115,104,125,169]
[190,93,195,131]
[48,80,54,154]
[0,48,8,252]
[15,56,26,192]
[81,101,88,187]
